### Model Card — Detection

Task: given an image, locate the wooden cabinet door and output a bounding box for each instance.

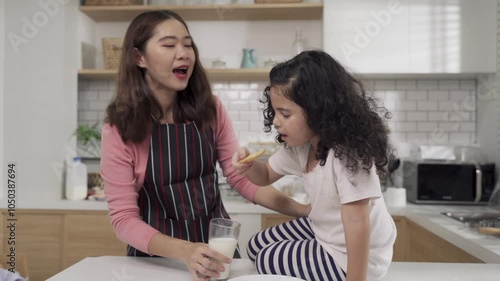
[63,212,127,269]
[261,214,294,230]
[392,216,407,261]
[406,220,482,263]
[1,210,64,281]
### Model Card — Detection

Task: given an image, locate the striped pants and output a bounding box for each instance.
[247,217,346,281]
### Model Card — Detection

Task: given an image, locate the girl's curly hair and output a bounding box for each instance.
[261,50,393,179]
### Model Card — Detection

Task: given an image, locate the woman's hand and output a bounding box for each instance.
[231,147,253,175]
[182,242,231,281]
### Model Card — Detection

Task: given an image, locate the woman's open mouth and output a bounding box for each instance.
[172,66,188,80]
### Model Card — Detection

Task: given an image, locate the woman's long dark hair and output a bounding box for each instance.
[262,50,392,178]
[105,10,216,143]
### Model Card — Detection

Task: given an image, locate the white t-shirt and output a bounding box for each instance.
[269,143,397,281]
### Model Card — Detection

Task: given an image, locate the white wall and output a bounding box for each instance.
[0,0,5,199]
[3,0,79,205]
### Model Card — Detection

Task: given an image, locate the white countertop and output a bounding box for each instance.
[2,198,499,262]
[47,256,500,281]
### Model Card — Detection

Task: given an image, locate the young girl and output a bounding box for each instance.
[232,50,397,281]
[100,10,309,281]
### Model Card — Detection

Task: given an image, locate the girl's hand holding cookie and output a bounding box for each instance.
[231,147,261,174]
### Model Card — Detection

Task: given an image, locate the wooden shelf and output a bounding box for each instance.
[78,68,271,81]
[79,3,323,21]
[79,69,487,81]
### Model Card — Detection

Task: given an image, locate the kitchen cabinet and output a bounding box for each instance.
[1,210,486,281]
[405,219,482,263]
[1,210,64,281]
[261,213,294,229]
[324,0,497,75]
[228,213,262,258]
[0,210,126,281]
[63,212,127,268]
[392,216,408,261]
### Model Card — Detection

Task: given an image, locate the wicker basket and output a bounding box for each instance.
[88,172,104,189]
[84,0,143,5]
[102,38,123,70]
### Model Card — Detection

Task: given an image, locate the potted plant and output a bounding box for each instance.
[74,123,102,158]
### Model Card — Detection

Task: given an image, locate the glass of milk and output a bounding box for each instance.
[208,218,241,280]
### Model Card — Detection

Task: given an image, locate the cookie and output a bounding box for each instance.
[238,150,266,164]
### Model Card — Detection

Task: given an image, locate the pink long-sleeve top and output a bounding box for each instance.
[100,96,259,254]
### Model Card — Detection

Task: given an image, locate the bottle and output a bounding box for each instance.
[292,28,306,56]
[65,157,88,201]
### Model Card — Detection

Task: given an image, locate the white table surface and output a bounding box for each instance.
[47,256,500,281]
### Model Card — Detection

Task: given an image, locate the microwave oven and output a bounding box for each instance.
[402,160,496,205]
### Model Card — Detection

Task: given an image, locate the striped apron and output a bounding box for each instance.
[127,122,236,257]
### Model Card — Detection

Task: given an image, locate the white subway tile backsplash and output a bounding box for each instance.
[250,121,264,131]
[78,101,89,111]
[407,133,429,143]
[79,91,99,101]
[439,122,460,132]
[396,80,417,90]
[229,101,250,111]
[385,91,404,101]
[417,122,439,132]
[438,101,454,111]
[460,80,476,90]
[79,74,480,146]
[98,91,114,101]
[382,101,397,110]
[89,101,109,111]
[216,91,240,100]
[373,90,385,100]
[389,132,406,142]
[438,80,460,90]
[449,90,473,101]
[397,101,417,111]
[212,83,229,90]
[389,111,405,121]
[449,111,471,123]
[229,82,251,90]
[240,90,260,100]
[227,111,239,122]
[449,133,472,144]
[394,122,416,132]
[240,111,261,121]
[249,100,262,111]
[417,80,438,90]
[429,130,449,144]
[428,111,449,121]
[78,81,90,91]
[98,112,107,122]
[374,80,396,90]
[407,112,427,121]
[458,122,476,132]
[232,121,249,131]
[427,90,449,101]
[78,111,99,121]
[417,101,438,111]
[405,91,427,100]
[88,81,110,91]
